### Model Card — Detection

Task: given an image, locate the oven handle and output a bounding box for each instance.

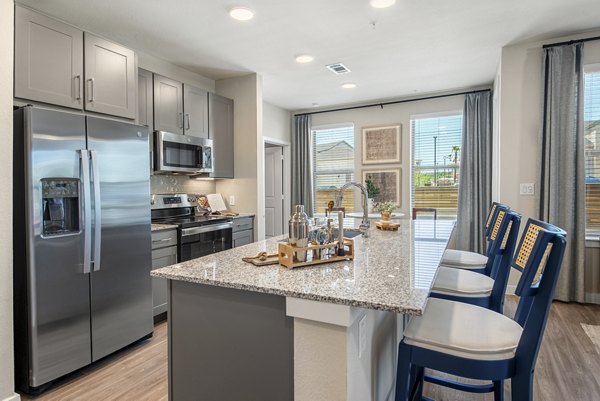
[181,222,233,237]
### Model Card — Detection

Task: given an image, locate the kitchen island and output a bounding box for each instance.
[152,219,454,401]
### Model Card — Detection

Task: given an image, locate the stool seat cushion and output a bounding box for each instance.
[440,249,488,269]
[403,298,522,361]
[431,267,494,298]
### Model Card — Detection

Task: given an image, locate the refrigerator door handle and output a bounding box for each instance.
[90,150,102,271]
[80,149,92,274]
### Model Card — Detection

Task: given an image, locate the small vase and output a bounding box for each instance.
[367,198,374,213]
[381,211,391,221]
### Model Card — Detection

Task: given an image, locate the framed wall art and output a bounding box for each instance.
[362,168,401,206]
[362,125,401,164]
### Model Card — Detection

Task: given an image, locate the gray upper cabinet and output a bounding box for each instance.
[138,69,153,130]
[154,74,183,134]
[183,85,209,138]
[209,93,234,178]
[84,33,136,119]
[14,6,84,109]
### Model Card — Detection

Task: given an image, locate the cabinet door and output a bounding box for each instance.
[183,85,209,138]
[154,75,183,134]
[14,6,84,109]
[152,246,177,317]
[138,68,153,130]
[84,33,136,119]
[208,93,234,178]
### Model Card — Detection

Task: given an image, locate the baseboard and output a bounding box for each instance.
[585,292,600,304]
[2,393,21,401]
[506,285,516,295]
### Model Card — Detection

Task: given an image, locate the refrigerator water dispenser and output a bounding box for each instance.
[41,178,80,236]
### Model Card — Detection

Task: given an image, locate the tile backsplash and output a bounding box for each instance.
[150,175,216,195]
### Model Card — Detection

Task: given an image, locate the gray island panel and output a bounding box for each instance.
[169,281,293,401]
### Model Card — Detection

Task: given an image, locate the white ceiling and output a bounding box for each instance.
[18,0,600,111]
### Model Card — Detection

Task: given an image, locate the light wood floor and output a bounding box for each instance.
[21,297,600,401]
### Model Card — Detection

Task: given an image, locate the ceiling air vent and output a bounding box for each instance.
[326,63,351,75]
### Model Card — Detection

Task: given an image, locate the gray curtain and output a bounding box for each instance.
[291,114,314,216]
[455,91,493,254]
[539,43,586,303]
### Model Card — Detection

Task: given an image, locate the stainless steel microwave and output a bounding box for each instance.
[154,131,213,174]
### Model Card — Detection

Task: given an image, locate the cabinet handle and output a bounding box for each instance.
[178,112,183,129]
[88,78,95,102]
[74,75,81,100]
[185,113,191,130]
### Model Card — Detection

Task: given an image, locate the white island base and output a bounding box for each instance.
[288,297,404,401]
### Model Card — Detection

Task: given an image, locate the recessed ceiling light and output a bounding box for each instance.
[369,0,396,8]
[229,7,254,21]
[312,103,319,107]
[295,55,314,63]
[341,83,357,89]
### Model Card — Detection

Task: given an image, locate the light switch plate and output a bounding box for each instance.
[519,183,535,196]
[229,195,236,206]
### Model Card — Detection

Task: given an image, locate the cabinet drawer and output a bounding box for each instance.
[233,217,254,233]
[152,229,177,250]
[152,246,177,269]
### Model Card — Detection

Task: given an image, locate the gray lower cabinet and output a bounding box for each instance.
[138,69,153,130]
[183,85,209,138]
[154,74,184,134]
[151,229,177,317]
[232,216,254,247]
[84,33,136,119]
[14,6,136,119]
[209,93,234,178]
[14,5,84,109]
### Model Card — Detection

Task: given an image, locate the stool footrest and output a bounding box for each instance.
[424,374,494,393]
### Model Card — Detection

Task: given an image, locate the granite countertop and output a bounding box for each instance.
[231,213,255,219]
[151,223,178,232]
[152,220,454,315]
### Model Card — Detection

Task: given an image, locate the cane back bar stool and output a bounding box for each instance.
[395,218,567,401]
[430,208,521,313]
[440,201,509,274]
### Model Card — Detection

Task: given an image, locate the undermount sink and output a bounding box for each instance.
[333,228,363,239]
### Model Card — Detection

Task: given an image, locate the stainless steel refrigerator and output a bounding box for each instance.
[13,106,153,393]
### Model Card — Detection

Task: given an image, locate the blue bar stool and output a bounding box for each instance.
[441,202,509,274]
[395,218,567,401]
[430,208,521,313]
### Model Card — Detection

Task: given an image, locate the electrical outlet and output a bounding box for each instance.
[358,315,367,358]
[519,183,535,196]
[229,195,236,206]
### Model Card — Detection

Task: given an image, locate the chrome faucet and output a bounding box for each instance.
[334,182,370,237]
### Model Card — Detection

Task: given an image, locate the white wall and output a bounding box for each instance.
[263,101,291,143]
[497,30,600,287]
[215,74,265,240]
[309,94,466,216]
[138,51,215,92]
[0,0,17,399]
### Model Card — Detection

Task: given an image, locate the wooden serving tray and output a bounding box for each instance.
[242,252,279,266]
[278,239,354,269]
[376,221,400,231]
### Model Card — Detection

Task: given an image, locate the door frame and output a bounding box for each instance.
[263,137,291,235]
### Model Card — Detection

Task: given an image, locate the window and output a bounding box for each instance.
[312,124,355,214]
[410,114,463,219]
[584,67,600,234]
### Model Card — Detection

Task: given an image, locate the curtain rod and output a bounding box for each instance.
[294,88,491,117]
[542,35,600,49]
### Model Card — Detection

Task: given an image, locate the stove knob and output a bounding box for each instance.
[188,196,196,202]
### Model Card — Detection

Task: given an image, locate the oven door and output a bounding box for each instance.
[154,131,213,174]
[179,222,233,262]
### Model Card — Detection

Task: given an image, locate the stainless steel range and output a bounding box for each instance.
[151,194,233,262]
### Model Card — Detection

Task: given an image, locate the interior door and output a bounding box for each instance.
[265,146,284,237]
[84,33,136,119]
[14,6,84,109]
[26,108,91,387]
[86,117,152,361]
